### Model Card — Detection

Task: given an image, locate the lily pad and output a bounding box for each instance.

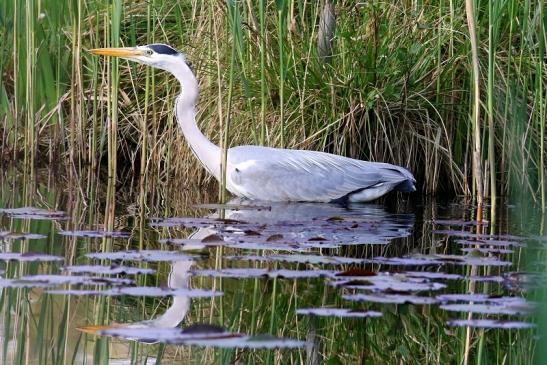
[370,257,444,266]
[446,319,535,329]
[191,268,335,279]
[432,219,488,226]
[0,231,47,240]
[331,274,446,292]
[63,265,155,275]
[456,239,524,248]
[0,252,64,262]
[226,254,365,265]
[436,294,529,305]
[342,293,438,305]
[459,247,514,254]
[12,274,133,287]
[59,230,131,238]
[0,207,67,220]
[440,303,534,315]
[403,271,463,280]
[47,286,221,298]
[296,308,383,318]
[86,250,198,262]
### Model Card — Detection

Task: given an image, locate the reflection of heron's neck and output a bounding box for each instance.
[172,62,220,179]
[149,260,193,328]
[150,296,191,328]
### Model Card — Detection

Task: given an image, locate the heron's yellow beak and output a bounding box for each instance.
[89,47,145,58]
[77,323,121,335]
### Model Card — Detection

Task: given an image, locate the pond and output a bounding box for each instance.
[0,168,543,364]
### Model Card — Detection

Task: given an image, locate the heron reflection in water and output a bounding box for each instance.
[79,201,414,339]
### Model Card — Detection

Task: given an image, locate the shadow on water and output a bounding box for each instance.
[0,167,544,364]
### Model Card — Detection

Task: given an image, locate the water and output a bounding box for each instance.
[0,168,543,364]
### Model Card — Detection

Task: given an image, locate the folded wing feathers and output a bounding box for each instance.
[230,147,412,201]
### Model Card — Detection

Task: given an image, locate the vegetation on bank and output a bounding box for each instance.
[0,0,545,204]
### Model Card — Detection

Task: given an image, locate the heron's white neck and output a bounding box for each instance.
[171,61,220,179]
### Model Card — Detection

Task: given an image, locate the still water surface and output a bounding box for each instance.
[0,169,543,364]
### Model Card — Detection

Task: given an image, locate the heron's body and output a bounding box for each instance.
[91,44,416,202]
[226,146,414,202]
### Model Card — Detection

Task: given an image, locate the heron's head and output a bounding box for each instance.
[90,43,187,72]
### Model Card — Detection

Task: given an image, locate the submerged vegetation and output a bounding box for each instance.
[0,0,545,204]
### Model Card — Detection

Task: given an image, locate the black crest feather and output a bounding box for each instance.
[148,44,179,55]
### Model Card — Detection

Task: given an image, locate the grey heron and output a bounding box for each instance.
[90,44,416,202]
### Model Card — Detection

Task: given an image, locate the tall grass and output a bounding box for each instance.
[0,0,545,203]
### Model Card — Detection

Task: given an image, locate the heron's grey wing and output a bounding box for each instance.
[228,147,401,202]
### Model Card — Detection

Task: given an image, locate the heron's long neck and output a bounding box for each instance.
[172,62,220,179]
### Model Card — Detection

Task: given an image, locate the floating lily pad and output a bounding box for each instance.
[432,219,488,226]
[0,252,64,262]
[12,274,133,287]
[159,238,206,246]
[227,242,309,252]
[446,319,535,329]
[0,231,47,240]
[191,268,335,279]
[296,308,383,318]
[63,265,155,275]
[467,275,505,283]
[342,293,438,305]
[192,268,269,279]
[86,250,197,262]
[392,254,513,267]
[331,274,446,292]
[459,247,514,254]
[226,254,365,265]
[433,230,523,241]
[149,217,247,228]
[0,207,67,220]
[0,278,56,288]
[456,239,524,248]
[403,271,463,280]
[59,230,131,238]
[440,303,534,315]
[270,269,335,279]
[330,273,446,292]
[299,242,342,249]
[335,268,377,277]
[47,286,221,298]
[436,294,529,305]
[370,257,444,266]
[443,256,512,267]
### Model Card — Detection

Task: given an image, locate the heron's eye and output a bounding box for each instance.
[145,49,153,56]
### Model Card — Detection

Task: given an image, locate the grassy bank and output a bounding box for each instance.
[0,0,545,203]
